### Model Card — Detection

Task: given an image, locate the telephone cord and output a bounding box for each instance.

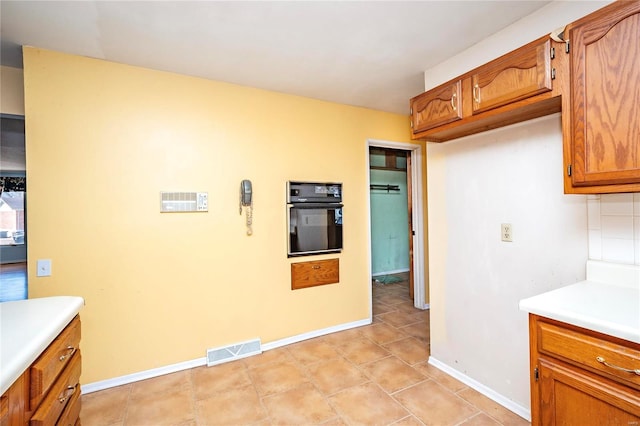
[246,206,253,236]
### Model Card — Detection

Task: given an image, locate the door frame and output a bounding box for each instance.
[366,139,428,310]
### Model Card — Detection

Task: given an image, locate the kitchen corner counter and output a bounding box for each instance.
[519,260,640,344]
[0,296,84,395]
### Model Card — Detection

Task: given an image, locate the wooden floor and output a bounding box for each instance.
[0,262,27,301]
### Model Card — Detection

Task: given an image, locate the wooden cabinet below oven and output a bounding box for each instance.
[291,259,339,290]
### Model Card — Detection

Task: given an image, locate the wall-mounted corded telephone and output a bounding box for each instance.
[239,180,253,235]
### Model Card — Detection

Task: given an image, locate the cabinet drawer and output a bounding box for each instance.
[30,352,81,426]
[55,383,81,426]
[291,259,339,290]
[537,321,640,389]
[30,316,81,409]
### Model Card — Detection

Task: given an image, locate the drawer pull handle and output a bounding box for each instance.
[58,385,77,404]
[312,265,321,269]
[596,356,640,376]
[473,84,481,104]
[59,346,76,362]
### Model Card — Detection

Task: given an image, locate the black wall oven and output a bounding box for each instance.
[287,182,343,257]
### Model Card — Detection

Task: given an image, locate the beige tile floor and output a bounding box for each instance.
[81,274,530,426]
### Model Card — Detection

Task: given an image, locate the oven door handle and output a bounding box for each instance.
[289,203,343,209]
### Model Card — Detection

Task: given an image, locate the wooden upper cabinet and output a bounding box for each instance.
[471,39,552,114]
[410,35,561,142]
[568,0,640,189]
[411,80,462,133]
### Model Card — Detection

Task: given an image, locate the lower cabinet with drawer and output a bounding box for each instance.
[528,315,640,425]
[0,315,82,426]
[291,259,339,290]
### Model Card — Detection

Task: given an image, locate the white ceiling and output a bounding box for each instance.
[0,1,551,114]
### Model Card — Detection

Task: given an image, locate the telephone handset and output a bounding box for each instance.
[240,180,252,207]
[239,180,253,235]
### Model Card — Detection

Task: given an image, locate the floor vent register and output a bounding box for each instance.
[206,338,262,367]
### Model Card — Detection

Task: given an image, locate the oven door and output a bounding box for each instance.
[288,203,343,257]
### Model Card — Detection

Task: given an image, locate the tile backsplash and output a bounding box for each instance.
[588,193,640,265]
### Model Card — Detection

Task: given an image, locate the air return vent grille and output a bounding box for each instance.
[206,338,262,367]
[160,192,208,212]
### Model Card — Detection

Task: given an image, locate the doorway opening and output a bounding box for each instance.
[0,114,27,301]
[367,139,427,312]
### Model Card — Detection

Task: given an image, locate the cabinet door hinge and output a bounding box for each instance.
[551,68,556,80]
[534,367,539,382]
[550,47,555,59]
[567,164,572,177]
[410,107,413,115]
[410,119,413,128]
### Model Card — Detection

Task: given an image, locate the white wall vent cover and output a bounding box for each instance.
[160,192,208,212]
[206,338,262,367]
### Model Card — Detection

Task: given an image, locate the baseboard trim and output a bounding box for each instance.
[261,318,371,351]
[82,317,372,394]
[428,356,531,421]
[372,268,410,277]
[81,357,207,394]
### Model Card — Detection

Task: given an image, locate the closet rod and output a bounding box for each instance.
[370,184,400,192]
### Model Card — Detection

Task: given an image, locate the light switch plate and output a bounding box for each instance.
[37,259,52,277]
[196,192,208,211]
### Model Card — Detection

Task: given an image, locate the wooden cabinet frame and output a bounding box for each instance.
[291,258,339,290]
[563,0,640,193]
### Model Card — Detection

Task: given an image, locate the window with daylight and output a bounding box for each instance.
[0,177,25,246]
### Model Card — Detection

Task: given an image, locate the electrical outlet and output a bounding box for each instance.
[501,223,513,242]
[37,259,52,277]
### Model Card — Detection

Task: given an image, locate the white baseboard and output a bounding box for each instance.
[81,357,206,394]
[261,318,371,351]
[372,268,410,277]
[428,356,531,422]
[82,317,372,394]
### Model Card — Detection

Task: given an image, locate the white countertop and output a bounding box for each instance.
[0,296,84,395]
[519,261,640,344]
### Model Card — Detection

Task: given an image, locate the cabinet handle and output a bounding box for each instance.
[59,346,76,362]
[58,384,77,404]
[473,84,481,104]
[596,356,640,376]
[312,265,321,269]
[450,92,457,111]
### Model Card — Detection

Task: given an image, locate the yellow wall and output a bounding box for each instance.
[23,47,421,384]
[1,65,25,115]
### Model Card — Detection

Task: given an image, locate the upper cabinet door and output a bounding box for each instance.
[570,1,640,187]
[471,40,552,114]
[411,80,462,133]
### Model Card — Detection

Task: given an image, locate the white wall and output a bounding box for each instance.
[427,115,587,415]
[424,0,619,418]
